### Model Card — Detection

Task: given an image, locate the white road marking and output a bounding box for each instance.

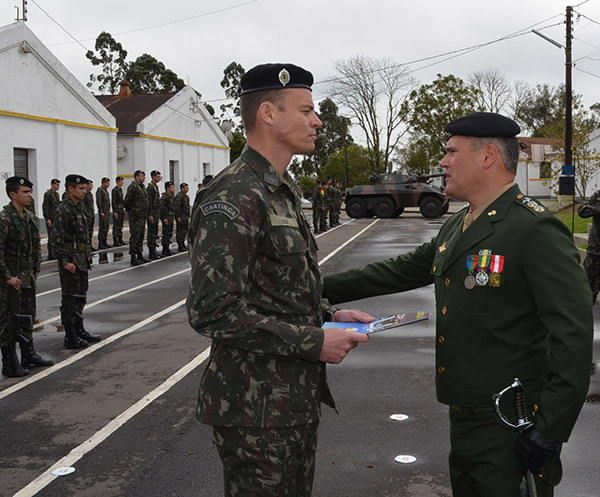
[318,219,380,266]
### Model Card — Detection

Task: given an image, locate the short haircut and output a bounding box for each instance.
[6,183,23,196]
[470,137,520,175]
[240,89,286,133]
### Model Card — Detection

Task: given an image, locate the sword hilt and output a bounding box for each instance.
[493,378,534,432]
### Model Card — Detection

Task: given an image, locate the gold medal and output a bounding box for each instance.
[489,272,501,287]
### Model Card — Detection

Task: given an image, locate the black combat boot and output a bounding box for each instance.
[177,241,186,252]
[74,314,101,343]
[18,336,54,368]
[148,244,161,260]
[162,244,171,257]
[130,254,142,266]
[138,251,149,263]
[64,322,88,349]
[1,344,29,377]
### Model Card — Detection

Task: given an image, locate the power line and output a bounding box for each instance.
[29,0,90,52]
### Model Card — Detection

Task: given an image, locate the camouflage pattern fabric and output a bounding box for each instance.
[311,186,322,231]
[111,185,125,242]
[188,188,208,247]
[174,191,190,245]
[0,204,41,347]
[160,192,175,246]
[578,190,600,302]
[82,191,95,244]
[96,186,111,245]
[146,182,161,249]
[49,197,91,324]
[213,423,318,497]
[124,181,148,255]
[42,189,60,223]
[186,145,334,430]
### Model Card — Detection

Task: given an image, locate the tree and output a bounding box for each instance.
[85,31,128,94]
[219,61,247,161]
[322,144,374,188]
[468,68,512,113]
[403,74,480,168]
[126,54,185,94]
[330,56,415,173]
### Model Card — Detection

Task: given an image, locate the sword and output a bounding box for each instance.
[493,378,538,497]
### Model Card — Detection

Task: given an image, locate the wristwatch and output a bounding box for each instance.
[324,306,341,322]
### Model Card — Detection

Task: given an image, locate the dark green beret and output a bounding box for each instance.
[65,174,88,184]
[240,63,313,96]
[445,112,520,138]
[6,176,33,188]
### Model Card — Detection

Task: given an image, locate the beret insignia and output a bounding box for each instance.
[279,68,290,86]
[19,178,24,185]
[201,201,240,220]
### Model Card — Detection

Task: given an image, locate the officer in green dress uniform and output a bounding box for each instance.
[186,62,371,497]
[323,112,593,497]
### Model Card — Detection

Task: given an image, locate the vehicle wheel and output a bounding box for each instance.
[441,202,449,215]
[419,196,444,218]
[373,197,396,218]
[345,197,367,218]
[392,206,405,218]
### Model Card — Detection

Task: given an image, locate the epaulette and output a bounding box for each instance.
[515,193,546,214]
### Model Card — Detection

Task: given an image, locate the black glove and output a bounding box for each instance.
[515,426,557,476]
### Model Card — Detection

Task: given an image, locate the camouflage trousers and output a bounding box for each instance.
[86,217,94,245]
[162,218,174,246]
[0,283,36,347]
[147,214,159,250]
[213,423,318,497]
[583,254,600,304]
[113,211,124,242]
[312,209,320,232]
[129,213,146,255]
[176,218,189,244]
[98,213,109,245]
[58,268,88,325]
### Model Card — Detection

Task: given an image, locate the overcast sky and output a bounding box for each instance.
[5,0,600,126]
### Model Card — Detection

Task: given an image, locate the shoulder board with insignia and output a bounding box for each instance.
[201,201,240,220]
[516,195,546,213]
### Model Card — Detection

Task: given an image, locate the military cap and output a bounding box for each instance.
[65,174,88,185]
[180,182,188,189]
[6,176,33,188]
[51,178,61,184]
[202,175,214,186]
[101,177,110,183]
[165,181,174,188]
[445,112,520,138]
[134,170,145,177]
[239,63,313,96]
[151,170,161,177]
[115,176,124,181]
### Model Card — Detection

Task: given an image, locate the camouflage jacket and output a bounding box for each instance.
[96,187,110,216]
[187,145,334,428]
[160,192,175,221]
[49,197,91,271]
[42,189,60,222]
[111,186,124,214]
[146,182,161,217]
[82,191,94,222]
[124,181,148,216]
[0,203,41,289]
[173,192,190,220]
[578,190,600,256]
[311,186,323,210]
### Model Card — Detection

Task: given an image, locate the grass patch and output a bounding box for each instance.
[554,205,588,234]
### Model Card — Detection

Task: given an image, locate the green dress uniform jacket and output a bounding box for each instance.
[49,197,91,271]
[187,145,334,428]
[324,185,592,443]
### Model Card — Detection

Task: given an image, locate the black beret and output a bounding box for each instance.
[444,112,520,138]
[134,170,145,177]
[51,178,61,184]
[101,177,110,183]
[202,175,214,186]
[65,174,88,185]
[240,63,313,96]
[115,176,124,181]
[180,182,188,189]
[151,170,161,176]
[6,176,33,188]
[164,181,174,188]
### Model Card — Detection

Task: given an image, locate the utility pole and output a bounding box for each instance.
[565,5,573,169]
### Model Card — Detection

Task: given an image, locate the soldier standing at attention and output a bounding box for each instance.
[174,182,190,252]
[311,180,324,234]
[578,191,600,304]
[146,170,162,260]
[50,174,101,349]
[325,176,335,228]
[186,63,371,497]
[96,177,111,249]
[111,176,125,247]
[0,176,53,377]
[83,180,96,252]
[42,178,61,260]
[159,181,175,257]
[124,170,149,266]
[323,112,593,497]
[188,175,214,247]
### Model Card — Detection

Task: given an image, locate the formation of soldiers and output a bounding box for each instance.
[311,177,343,234]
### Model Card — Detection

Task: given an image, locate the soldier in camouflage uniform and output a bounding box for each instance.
[146,170,162,260]
[159,181,175,257]
[578,190,600,303]
[0,176,53,377]
[186,63,370,497]
[96,177,111,249]
[111,176,126,246]
[188,175,213,248]
[124,170,149,266]
[174,182,190,252]
[83,180,96,251]
[50,174,102,349]
[325,177,335,228]
[311,181,324,235]
[42,178,61,260]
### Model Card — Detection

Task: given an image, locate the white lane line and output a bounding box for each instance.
[37,251,188,295]
[0,300,187,402]
[314,219,352,238]
[13,346,210,497]
[318,219,380,266]
[33,268,189,329]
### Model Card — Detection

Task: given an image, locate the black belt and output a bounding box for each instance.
[450,406,494,414]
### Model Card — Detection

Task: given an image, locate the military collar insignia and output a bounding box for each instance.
[201,201,240,220]
[438,242,447,253]
[487,209,497,216]
[518,195,545,213]
[278,68,290,86]
[264,172,280,187]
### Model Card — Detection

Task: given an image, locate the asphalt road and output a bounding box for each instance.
[1,211,599,497]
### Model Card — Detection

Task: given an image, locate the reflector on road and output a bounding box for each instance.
[389,414,409,421]
[394,455,417,464]
[51,467,75,476]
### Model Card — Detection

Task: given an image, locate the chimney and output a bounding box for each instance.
[118,80,132,97]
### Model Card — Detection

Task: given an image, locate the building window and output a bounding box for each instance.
[203,162,211,177]
[540,161,552,179]
[14,148,29,178]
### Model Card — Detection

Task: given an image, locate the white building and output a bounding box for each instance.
[514,137,562,198]
[97,82,230,188]
[0,22,117,208]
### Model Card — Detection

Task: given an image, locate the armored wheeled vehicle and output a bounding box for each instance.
[344,172,449,219]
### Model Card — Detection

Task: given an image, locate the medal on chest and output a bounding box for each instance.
[464,254,478,289]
